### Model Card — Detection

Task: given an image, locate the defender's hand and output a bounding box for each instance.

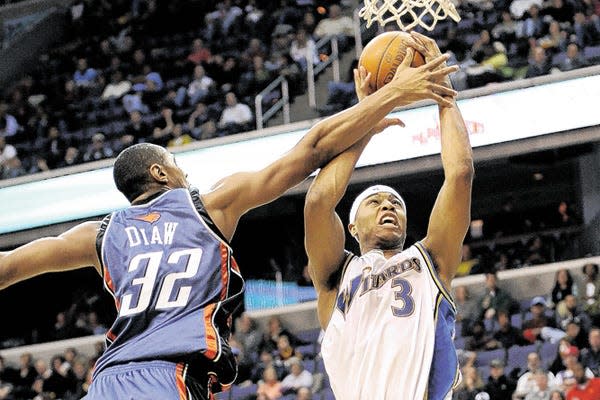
[387,49,457,107]
[409,31,454,91]
[354,65,405,134]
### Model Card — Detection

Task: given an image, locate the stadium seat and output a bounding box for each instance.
[506,343,538,371]
[511,313,523,329]
[539,341,560,369]
[297,328,322,344]
[474,348,506,367]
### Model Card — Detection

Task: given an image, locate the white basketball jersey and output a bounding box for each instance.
[321,242,460,400]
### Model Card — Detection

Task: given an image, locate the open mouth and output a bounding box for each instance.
[379,213,398,227]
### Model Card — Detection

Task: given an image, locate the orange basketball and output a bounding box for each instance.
[358,31,426,91]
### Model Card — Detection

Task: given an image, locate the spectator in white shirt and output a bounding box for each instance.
[281,357,313,395]
[218,92,253,135]
[515,352,557,399]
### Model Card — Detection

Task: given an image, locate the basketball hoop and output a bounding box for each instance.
[359,0,461,32]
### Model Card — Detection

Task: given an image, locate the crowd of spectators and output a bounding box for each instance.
[1,0,599,181]
[451,261,600,400]
[0,0,352,181]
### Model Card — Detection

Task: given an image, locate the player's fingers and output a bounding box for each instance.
[400,48,414,68]
[430,83,457,98]
[429,93,454,108]
[405,38,427,56]
[383,117,405,128]
[422,53,450,70]
[430,65,459,78]
[410,31,433,46]
[360,65,368,80]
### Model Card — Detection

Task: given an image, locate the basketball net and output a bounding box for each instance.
[359,0,461,32]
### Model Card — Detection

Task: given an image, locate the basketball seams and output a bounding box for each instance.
[376,34,402,91]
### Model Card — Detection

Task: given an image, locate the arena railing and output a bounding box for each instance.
[255,76,290,130]
[307,35,341,109]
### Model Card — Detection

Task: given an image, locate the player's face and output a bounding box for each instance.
[164,153,189,189]
[352,192,406,249]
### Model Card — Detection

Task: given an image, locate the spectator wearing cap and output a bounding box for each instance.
[555,346,595,392]
[514,352,558,399]
[565,363,600,400]
[523,296,562,343]
[484,358,516,400]
[580,328,600,377]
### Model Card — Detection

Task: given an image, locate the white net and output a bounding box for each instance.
[359,0,461,32]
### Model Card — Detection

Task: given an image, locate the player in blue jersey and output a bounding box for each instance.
[0,44,458,399]
[305,32,473,400]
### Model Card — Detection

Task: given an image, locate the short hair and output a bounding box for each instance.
[113,143,167,202]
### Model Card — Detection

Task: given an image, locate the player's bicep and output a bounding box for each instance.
[422,172,473,280]
[304,193,347,291]
[0,222,100,289]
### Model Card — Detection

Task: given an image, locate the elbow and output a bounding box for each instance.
[449,160,474,183]
[305,187,326,211]
[302,123,335,169]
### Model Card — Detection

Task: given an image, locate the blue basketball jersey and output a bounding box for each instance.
[93,188,244,387]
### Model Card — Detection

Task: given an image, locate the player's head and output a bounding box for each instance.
[113,143,188,202]
[348,185,407,251]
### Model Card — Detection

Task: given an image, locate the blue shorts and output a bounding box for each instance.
[83,360,210,400]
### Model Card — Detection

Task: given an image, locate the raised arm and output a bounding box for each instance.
[203,51,458,241]
[412,32,474,289]
[305,67,406,329]
[0,221,101,290]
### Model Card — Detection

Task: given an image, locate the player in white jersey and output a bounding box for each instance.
[304,32,473,400]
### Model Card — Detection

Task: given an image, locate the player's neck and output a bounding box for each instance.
[131,187,170,205]
[361,246,402,259]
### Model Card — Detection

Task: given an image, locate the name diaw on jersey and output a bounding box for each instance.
[125,222,179,247]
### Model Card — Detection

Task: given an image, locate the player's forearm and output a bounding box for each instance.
[439,101,473,179]
[310,134,373,207]
[0,252,19,290]
[308,85,405,166]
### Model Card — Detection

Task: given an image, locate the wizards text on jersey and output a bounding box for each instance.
[336,256,422,316]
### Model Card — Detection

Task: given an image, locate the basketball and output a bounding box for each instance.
[358,31,426,91]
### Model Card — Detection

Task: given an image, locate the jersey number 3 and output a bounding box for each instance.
[391,277,414,317]
[119,249,202,317]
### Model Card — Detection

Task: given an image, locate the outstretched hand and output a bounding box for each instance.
[387,45,458,108]
[409,31,454,90]
[354,65,405,134]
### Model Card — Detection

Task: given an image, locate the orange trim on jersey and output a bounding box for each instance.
[103,265,115,293]
[203,304,219,359]
[106,330,116,342]
[231,256,240,273]
[175,362,188,400]
[219,244,230,300]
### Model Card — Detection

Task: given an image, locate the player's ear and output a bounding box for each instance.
[348,222,358,238]
[149,163,168,184]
